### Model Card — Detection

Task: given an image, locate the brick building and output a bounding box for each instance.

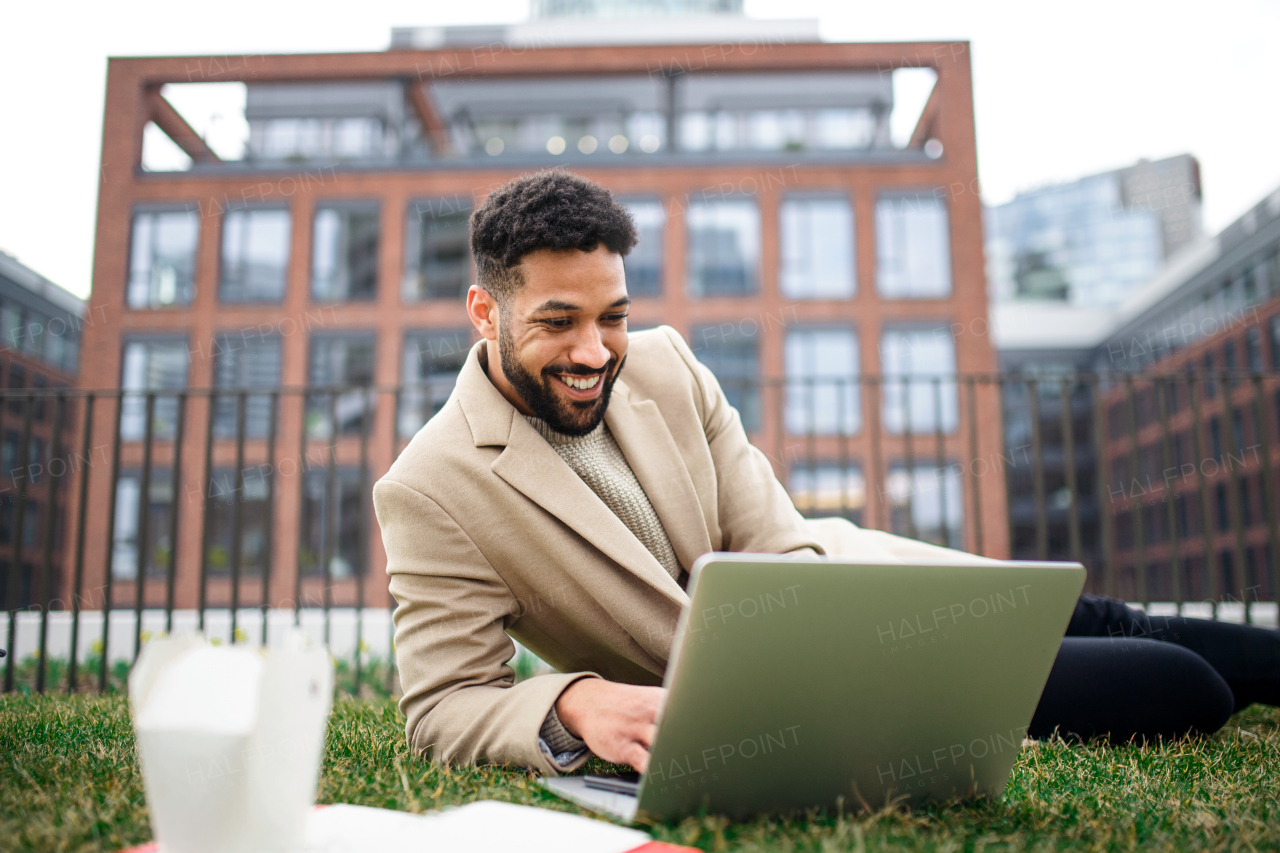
[1096,187,1280,607]
[77,21,1004,631]
[0,250,84,613]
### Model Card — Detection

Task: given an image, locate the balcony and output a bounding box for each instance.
[140,67,944,173]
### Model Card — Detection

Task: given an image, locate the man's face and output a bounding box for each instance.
[489,245,630,436]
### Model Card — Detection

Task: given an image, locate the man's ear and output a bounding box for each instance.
[466,285,499,342]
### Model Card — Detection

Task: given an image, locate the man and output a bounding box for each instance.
[375,170,1280,776]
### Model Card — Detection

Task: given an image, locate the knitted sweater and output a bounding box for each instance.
[525,415,683,766]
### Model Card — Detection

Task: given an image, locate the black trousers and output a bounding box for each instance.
[1027,595,1280,742]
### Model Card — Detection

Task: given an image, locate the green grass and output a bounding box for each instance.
[2,694,1278,853]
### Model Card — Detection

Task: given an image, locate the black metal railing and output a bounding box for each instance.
[1,370,1277,695]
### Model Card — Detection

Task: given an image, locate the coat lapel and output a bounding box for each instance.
[455,343,688,662]
[604,385,713,575]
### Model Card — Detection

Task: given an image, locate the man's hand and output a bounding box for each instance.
[555,679,664,771]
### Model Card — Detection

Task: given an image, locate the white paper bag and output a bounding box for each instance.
[128,632,333,853]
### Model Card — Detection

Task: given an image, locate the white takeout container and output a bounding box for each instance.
[128,632,333,853]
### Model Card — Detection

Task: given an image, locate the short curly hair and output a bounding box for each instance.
[469,169,638,302]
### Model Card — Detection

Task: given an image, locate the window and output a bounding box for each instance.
[312,203,379,302]
[1210,417,1222,460]
[780,195,855,300]
[45,317,79,375]
[880,327,957,434]
[120,338,188,441]
[1203,352,1217,398]
[253,117,385,161]
[784,327,860,436]
[300,467,365,579]
[1,302,22,349]
[399,330,471,437]
[691,324,761,432]
[5,363,24,416]
[1270,316,1280,370]
[621,198,664,297]
[203,467,270,579]
[19,309,46,357]
[1224,339,1238,388]
[128,209,198,308]
[220,208,290,303]
[403,198,471,301]
[686,199,759,297]
[212,333,281,439]
[1247,328,1263,373]
[886,463,964,548]
[111,469,174,580]
[307,334,374,439]
[876,194,951,298]
[788,464,865,524]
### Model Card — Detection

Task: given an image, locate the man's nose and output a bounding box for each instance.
[568,324,610,370]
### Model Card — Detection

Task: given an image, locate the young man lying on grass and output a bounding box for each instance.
[373,169,1280,775]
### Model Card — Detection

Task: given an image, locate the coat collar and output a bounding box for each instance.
[454,342,700,660]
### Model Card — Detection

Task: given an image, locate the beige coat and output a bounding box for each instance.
[374,326,993,775]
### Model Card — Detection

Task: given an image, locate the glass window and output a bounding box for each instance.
[40,318,80,375]
[220,208,290,303]
[5,363,24,416]
[1,302,22,349]
[880,327,957,434]
[788,464,865,524]
[213,333,281,439]
[690,324,760,432]
[307,334,375,439]
[785,327,860,436]
[621,198,664,297]
[111,469,174,581]
[886,463,964,548]
[312,203,379,302]
[1224,339,1238,388]
[780,195,855,299]
[120,338,188,441]
[18,309,46,357]
[203,467,270,579]
[1246,328,1263,374]
[814,109,876,149]
[399,330,471,437]
[686,199,759,297]
[404,198,471,301]
[1270,316,1280,370]
[876,194,951,298]
[128,209,198,308]
[300,467,365,579]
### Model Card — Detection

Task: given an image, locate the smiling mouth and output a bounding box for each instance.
[555,373,601,391]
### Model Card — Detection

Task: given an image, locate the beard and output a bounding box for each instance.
[498,319,624,437]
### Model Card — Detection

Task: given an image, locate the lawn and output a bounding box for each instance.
[1,693,1278,853]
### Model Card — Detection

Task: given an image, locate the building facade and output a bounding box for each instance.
[991,183,1280,607]
[77,32,1004,626]
[0,251,85,613]
[1096,186,1280,606]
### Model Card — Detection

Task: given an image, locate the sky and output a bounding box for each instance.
[2,0,1278,300]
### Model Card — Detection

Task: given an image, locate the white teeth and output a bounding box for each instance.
[559,374,600,391]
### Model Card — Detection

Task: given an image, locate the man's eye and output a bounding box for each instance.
[541,317,572,329]
[603,313,629,324]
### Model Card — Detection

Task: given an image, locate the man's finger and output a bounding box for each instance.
[624,741,650,772]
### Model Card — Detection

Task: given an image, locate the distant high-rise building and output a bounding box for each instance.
[986,154,1203,308]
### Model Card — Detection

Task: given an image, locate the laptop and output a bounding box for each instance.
[543,552,1085,821]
